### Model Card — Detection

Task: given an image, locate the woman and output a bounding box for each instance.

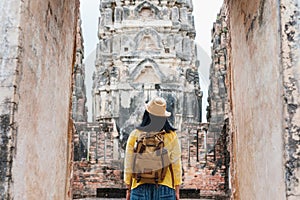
[124,97,182,200]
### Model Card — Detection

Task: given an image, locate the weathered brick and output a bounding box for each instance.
[1,0,80,199]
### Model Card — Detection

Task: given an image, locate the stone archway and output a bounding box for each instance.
[0,0,299,199]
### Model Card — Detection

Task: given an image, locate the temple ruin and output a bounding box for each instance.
[72,0,227,198]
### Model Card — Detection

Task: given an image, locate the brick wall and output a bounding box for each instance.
[72,123,228,198]
[180,125,228,197]
[72,122,125,198]
[226,0,300,199]
[0,0,79,199]
[0,1,22,198]
[280,0,300,198]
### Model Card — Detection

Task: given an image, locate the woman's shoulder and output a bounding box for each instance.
[168,130,177,135]
[129,129,141,137]
[130,129,176,137]
[165,130,177,138]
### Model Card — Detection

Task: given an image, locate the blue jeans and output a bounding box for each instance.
[130,184,175,200]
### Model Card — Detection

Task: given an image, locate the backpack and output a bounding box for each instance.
[132,130,174,186]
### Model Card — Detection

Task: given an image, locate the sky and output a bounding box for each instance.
[79,0,223,121]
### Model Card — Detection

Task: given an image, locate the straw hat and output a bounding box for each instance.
[145,97,171,117]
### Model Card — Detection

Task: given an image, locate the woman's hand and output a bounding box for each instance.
[126,184,131,200]
[176,191,180,200]
[126,190,130,200]
[175,185,180,200]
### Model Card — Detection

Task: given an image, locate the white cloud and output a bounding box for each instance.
[193,0,223,56]
[80,0,99,58]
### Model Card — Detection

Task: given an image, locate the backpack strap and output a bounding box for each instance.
[158,130,174,188]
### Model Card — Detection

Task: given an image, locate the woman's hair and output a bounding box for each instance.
[137,110,177,133]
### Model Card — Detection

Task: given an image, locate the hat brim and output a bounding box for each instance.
[145,104,171,117]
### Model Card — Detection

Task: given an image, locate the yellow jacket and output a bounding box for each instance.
[124,129,182,189]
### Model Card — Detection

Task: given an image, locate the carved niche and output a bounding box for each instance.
[130,58,165,83]
[134,1,160,20]
[134,28,163,51]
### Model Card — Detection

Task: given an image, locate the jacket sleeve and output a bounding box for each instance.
[170,131,182,186]
[123,130,136,185]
